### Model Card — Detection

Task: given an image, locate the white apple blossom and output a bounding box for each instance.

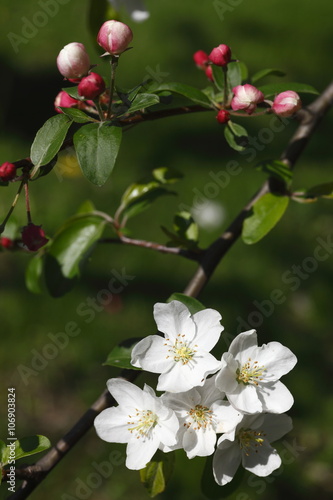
[94,379,179,470]
[213,413,293,485]
[215,330,297,414]
[108,0,150,22]
[131,300,223,392]
[161,375,242,459]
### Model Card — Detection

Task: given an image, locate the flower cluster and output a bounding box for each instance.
[193,43,302,120]
[94,300,297,486]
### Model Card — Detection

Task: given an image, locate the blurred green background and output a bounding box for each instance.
[1,0,333,499]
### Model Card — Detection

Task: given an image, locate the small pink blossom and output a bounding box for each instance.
[54,91,80,113]
[216,109,230,124]
[209,44,232,67]
[231,84,264,115]
[205,65,214,81]
[193,50,209,69]
[57,43,90,79]
[272,91,302,117]
[78,73,106,100]
[0,237,14,249]
[97,20,133,56]
[21,223,48,252]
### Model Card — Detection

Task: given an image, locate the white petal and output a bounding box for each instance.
[242,441,282,476]
[162,388,201,411]
[255,341,297,380]
[94,407,131,443]
[153,301,195,340]
[258,380,294,413]
[227,384,263,414]
[215,353,239,393]
[213,439,241,486]
[126,436,158,470]
[213,401,243,433]
[155,412,179,447]
[259,413,293,443]
[183,427,216,458]
[192,308,223,351]
[228,330,258,361]
[131,335,173,373]
[107,378,145,407]
[197,374,226,406]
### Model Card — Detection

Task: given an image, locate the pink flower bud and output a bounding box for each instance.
[57,42,91,79]
[0,237,14,249]
[193,50,209,69]
[0,162,17,181]
[231,84,264,115]
[205,65,214,81]
[216,109,230,124]
[54,91,80,113]
[208,44,232,67]
[78,72,106,100]
[21,223,48,252]
[272,91,302,117]
[97,20,133,56]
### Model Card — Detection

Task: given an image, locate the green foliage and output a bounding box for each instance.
[224,121,248,151]
[103,338,142,370]
[150,82,212,107]
[58,108,97,124]
[161,211,199,249]
[30,115,72,172]
[140,450,175,497]
[258,82,319,98]
[242,193,290,244]
[256,159,293,185]
[25,254,44,294]
[73,123,122,186]
[126,93,160,114]
[252,68,285,83]
[0,435,51,466]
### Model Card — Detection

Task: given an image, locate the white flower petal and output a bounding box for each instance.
[259,413,293,443]
[228,330,257,360]
[197,374,226,406]
[94,407,131,443]
[258,380,294,413]
[215,353,239,393]
[126,436,159,470]
[255,341,297,380]
[155,412,179,447]
[213,439,241,486]
[153,301,195,340]
[131,335,173,373]
[213,401,243,434]
[242,440,282,476]
[107,378,145,407]
[192,308,223,351]
[227,383,263,414]
[183,427,217,458]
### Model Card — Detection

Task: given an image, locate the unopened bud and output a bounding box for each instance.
[0,162,17,181]
[21,223,48,252]
[216,109,230,124]
[272,91,301,117]
[57,42,90,79]
[97,20,133,56]
[54,91,80,113]
[231,84,264,115]
[0,237,14,249]
[78,72,106,100]
[208,44,231,67]
[193,50,209,69]
[205,66,214,81]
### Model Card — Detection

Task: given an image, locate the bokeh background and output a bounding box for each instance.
[1,0,333,499]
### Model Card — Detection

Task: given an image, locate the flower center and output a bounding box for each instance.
[238,428,266,456]
[236,358,266,385]
[186,404,213,430]
[128,409,158,438]
[165,334,197,365]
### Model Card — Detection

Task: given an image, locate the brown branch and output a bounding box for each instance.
[100,236,203,260]
[8,81,333,500]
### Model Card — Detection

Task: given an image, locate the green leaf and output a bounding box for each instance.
[227,61,243,88]
[224,125,247,152]
[252,68,285,83]
[228,121,248,139]
[103,338,142,370]
[152,167,183,184]
[256,160,293,184]
[167,293,206,315]
[152,82,211,107]
[0,440,6,463]
[45,214,105,297]
[74,123,122,186]
[173,211,199,247]
[140,450,175,498]
[62,86,82,100]
[242,193,289,244]
[120,182,175,221]
[58,108,96,123]
[258,82,319,98]
[126,93,160,114]
[305,182,333,199]
[1,436,51,466]
[30,115,72,170]
[25,254,44,294]
[211,65,225,92]
[31,157,58,181]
